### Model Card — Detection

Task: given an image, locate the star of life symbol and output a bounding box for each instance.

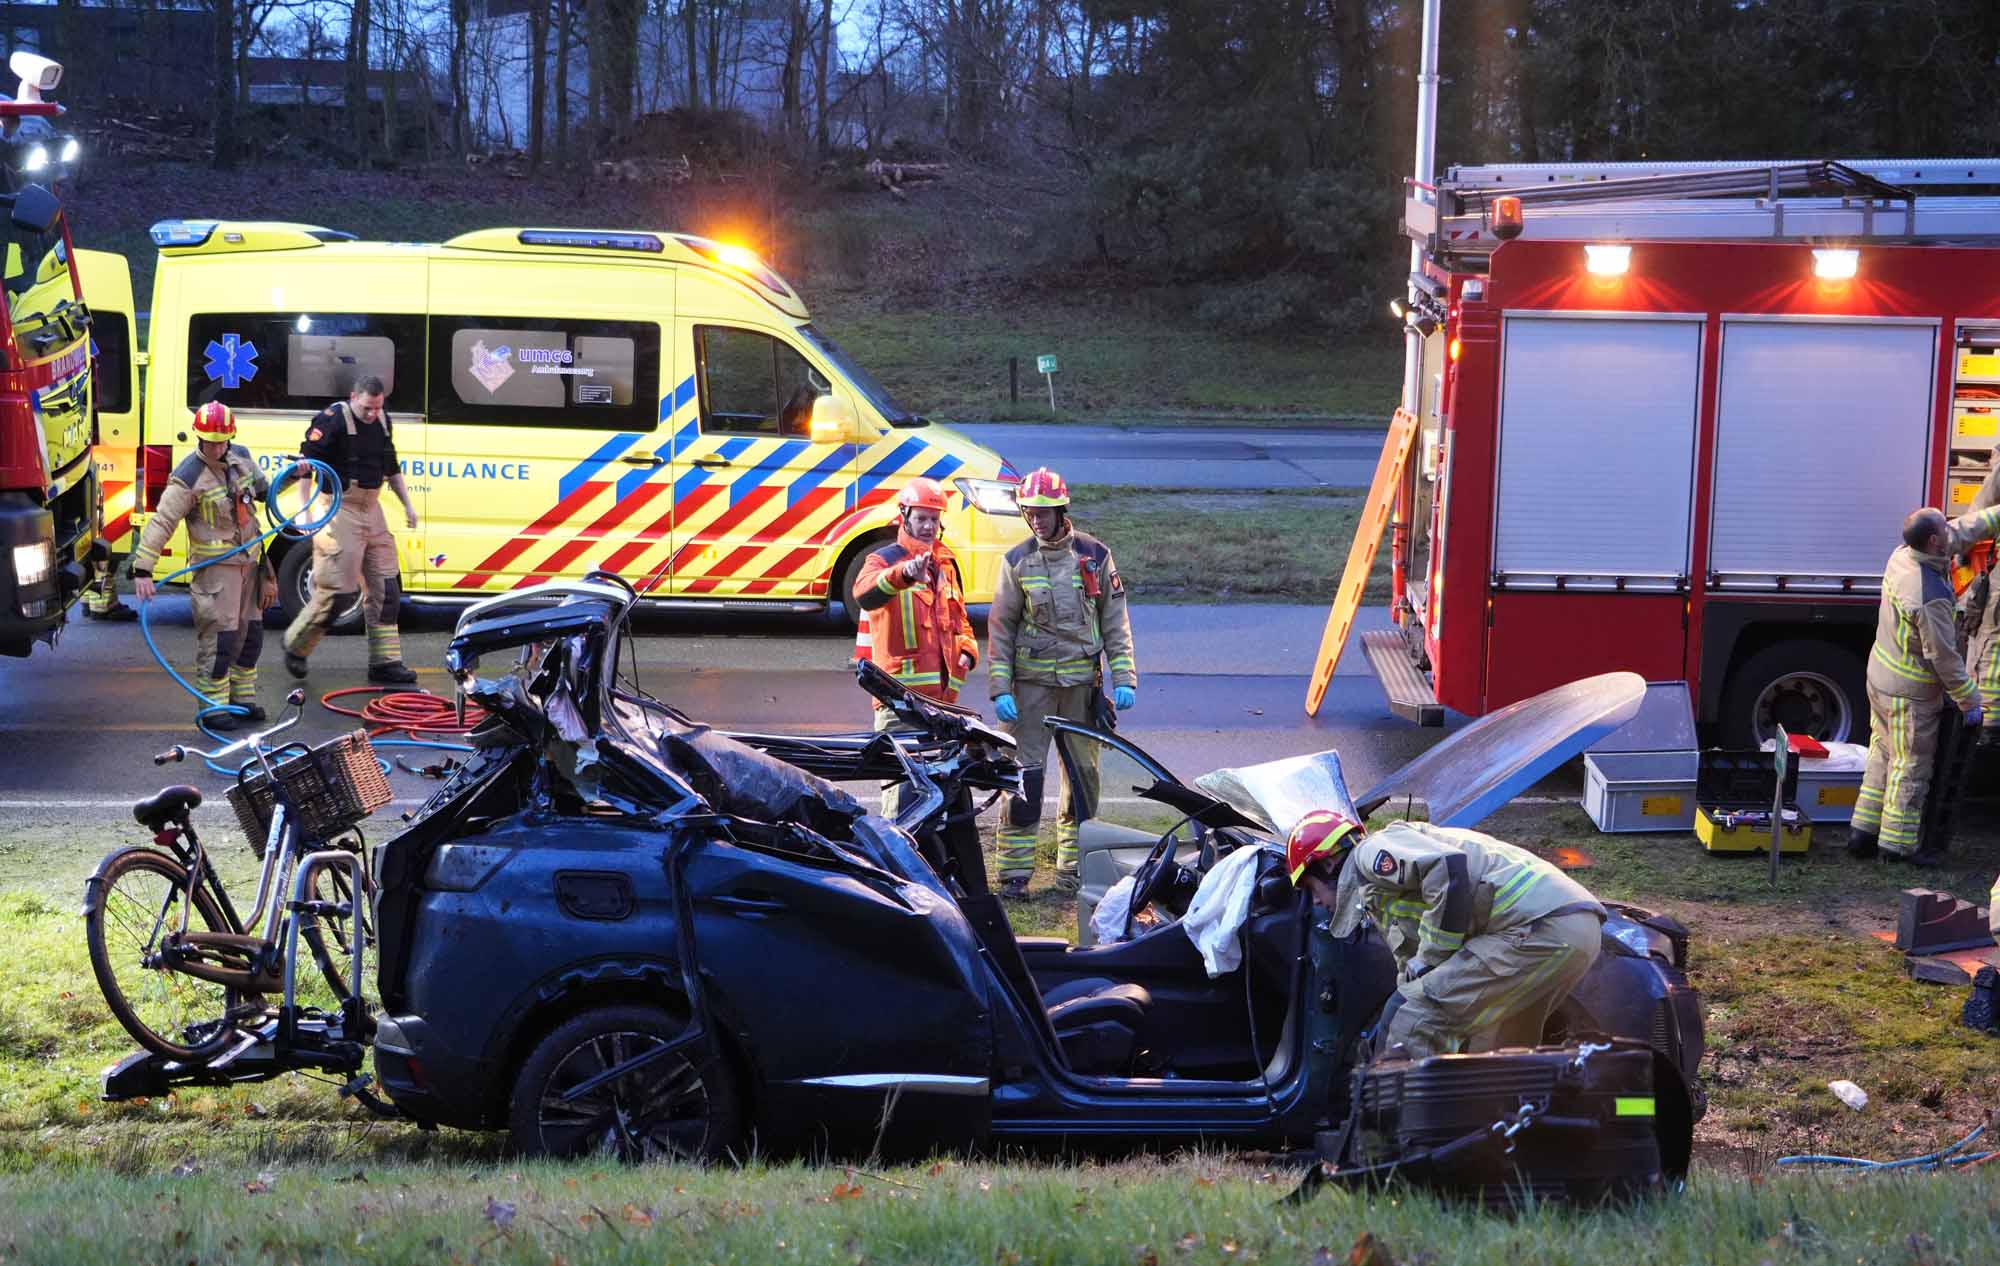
[467,340,515,394]
[202,334,259,388]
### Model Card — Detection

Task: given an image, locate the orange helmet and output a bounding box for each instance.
[897,477,949,512]
[191,401,236,442]
[1016,467,1069,508]
[1286,809,1361,884]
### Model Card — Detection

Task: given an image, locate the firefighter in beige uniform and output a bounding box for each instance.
[129,402,277,728]
[1287,810,1604,1058]
[987,468,1138,898]
[282,377,419,684]
[1848,504,2000,863]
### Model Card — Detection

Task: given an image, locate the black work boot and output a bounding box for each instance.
[999,876,1031,902]
[235,702,268,724]
[85,602,139,622]
[1902,848,1947,869]
[1844,828,1879,860]
[205,709,241,733]
[367,660,418,685]
[284,650,310,679]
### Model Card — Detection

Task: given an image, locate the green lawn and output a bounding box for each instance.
[1067,485,1384,605]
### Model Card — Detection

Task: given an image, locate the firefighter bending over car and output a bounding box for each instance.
[128,403,277,729]
[852,477,978,814]
[282,377,420,685]
[987,468,1138,899]
[1848,502,2000,865]
[1287,810,1604,1058]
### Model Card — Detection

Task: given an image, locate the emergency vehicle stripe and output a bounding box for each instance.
[787,444,857,508]
[738,545,823,594]
[517,480,674,587]
[730,442,811,506]
[671,374,698,415]
[670,487,783,573]
[558,432,643,501]
[599,483,717,576]
[917,455,965,486]
[853,438,929,503]
[455,480,608,588]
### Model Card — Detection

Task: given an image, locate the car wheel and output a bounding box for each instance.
[1718,638,1867,748]
[835,534,891,630]
[274,544,361,632]
[508,1004,740,1163]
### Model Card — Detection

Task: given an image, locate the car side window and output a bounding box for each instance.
[696,325,829,438]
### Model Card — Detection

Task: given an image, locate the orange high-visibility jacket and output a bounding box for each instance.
[853,529,979,702]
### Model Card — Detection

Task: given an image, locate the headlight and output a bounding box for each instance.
[13,540,53,588]
[23,144,47,173]
[955,477,1019,516]
[59,138,78,163]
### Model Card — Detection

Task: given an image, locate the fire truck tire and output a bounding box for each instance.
[273,545,363,633]
[1718,638,1867,748]
[834,533,893,629]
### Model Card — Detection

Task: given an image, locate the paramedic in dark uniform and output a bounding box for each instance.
[281,376,420,683]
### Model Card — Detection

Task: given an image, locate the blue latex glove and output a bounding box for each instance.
[1969,705,1986,729]
[1113,685,1136,711]
[995,693,1018,723]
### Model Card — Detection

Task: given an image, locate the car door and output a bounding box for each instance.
[1045,720,1223,945]
[665,320,860,596]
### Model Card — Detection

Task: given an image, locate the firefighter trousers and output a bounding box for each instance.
[872,706,923,819]
[1852,683,1943,857]
[996,681,1098,882]
[1973,628,2000,734]
[284,488,404,664]
[188,560,265,709]
[1381,911,1602,1059]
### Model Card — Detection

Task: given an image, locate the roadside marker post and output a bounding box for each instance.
[1770,725,1789,886]
[1037,354,1058,411]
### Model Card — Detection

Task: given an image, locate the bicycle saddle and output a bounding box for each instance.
[134,785,203,831]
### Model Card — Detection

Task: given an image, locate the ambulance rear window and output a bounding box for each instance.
[427,315,660,430]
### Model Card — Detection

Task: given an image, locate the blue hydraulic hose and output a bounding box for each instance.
[1777,1121,1992,1171]
[137,459,343,774]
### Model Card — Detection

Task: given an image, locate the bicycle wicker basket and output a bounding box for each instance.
[226,729,394,856]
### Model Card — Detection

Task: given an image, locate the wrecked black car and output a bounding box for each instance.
[369,574,1704,1173]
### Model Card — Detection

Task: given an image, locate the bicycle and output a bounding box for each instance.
[84,688,393,1065]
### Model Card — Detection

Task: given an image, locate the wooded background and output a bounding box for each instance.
[26,0,2000,329]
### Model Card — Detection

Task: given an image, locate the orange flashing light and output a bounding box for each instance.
[1448,337,1462,362]
[1492,195,1524,241]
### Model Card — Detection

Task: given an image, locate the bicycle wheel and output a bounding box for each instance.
[85,847,241,1060]
[300,863,375,1007]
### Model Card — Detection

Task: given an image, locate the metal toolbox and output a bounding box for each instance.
[1584,750,1698,833]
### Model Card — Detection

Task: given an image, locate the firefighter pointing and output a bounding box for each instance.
[1287,810,1605,1058]
[987,468,1138,898]
[852,478,978,811]
[128,403,277,729]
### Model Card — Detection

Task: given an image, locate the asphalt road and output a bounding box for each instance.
[951,423,1389,489]
[0,601,1456,808]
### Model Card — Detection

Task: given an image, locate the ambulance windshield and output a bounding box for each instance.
[800,323,918,425]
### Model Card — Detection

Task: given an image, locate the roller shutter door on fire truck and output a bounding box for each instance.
[1494,313,1704,590]
[1708,318,1937,592]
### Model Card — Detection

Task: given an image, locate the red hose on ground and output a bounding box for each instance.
[319,686,486,739]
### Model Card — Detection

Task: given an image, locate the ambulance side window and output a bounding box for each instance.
[695,325,829,439]
[94,310,132,414]
[186,312,424,415]
[427,315,660,429]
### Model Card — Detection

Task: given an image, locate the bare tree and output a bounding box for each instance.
[214,0,240,167]
[346,0,374,164]
[528,0,550,166]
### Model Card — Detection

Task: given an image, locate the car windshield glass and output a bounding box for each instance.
[798,323,914,424]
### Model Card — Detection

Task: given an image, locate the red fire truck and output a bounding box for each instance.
[1360,157,2000,745]
[0,51,104,657]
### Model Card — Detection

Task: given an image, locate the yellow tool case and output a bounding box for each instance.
[1694,749,1813,855]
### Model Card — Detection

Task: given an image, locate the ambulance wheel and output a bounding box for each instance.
[1719,638,1866,748]
[274,545,362,632]
[834,534,892,629]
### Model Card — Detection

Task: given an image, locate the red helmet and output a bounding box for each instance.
[1016,467,1070,508]
[1286,809,1361,884]
[191,401,236,442]
[897,477,949,512]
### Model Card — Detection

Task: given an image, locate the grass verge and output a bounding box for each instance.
[5,1152,2000,1265]
[1066,485,1382,605]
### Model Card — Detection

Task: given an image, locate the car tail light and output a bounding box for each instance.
[142,444,171,511]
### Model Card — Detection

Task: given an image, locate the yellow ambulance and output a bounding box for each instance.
[80,222,1028,626]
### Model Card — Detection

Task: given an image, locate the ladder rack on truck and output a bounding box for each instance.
[1407,159,2000,269]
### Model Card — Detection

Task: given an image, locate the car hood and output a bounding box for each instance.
[1184,672,1648,836]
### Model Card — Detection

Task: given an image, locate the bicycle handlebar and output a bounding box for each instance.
[166,688,310,765]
